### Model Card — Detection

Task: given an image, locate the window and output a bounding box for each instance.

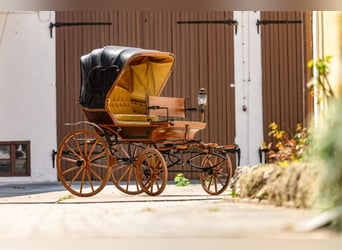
[0,141,30,176]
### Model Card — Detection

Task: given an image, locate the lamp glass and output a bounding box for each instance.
[198,88,207,105]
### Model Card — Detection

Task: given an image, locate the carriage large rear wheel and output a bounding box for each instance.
[136,148,168,196]
[57,130,111,197]
[110,143,145,195]
[200,153,232,195]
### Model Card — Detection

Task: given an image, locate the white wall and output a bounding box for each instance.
[233,11,264,166]
[0,11,56,182]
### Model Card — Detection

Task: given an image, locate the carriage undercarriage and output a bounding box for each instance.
[57,128,240,197]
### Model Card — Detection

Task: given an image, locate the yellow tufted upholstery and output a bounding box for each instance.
[107,86,133,114]
[131,99,147,114]
[106,86,156,125]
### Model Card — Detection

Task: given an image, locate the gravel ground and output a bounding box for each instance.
[0,181,341,239]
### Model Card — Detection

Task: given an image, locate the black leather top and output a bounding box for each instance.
[79,46,161,109]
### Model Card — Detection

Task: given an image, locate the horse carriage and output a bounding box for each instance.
[56,46,240,197]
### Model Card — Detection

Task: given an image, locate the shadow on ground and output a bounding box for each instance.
[0,182,66,198]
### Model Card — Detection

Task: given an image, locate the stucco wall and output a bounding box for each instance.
[321,11,342,94]
[313,11,342,96]
[0,11,56,182]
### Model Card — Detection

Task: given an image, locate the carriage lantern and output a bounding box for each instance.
[198,88,207,122]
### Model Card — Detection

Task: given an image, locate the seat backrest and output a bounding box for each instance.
[147,96,186,119]
[107,86,134,114]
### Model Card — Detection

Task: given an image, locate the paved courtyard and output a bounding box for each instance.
[0,181,341,239]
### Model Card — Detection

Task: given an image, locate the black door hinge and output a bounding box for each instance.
[49,22,112,38]
[51,149,57,168]
[256,19,302,34]
[177,19,238,35]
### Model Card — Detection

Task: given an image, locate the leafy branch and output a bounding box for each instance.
[307,55,336,104]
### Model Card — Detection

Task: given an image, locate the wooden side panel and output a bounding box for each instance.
[147,96,186,118]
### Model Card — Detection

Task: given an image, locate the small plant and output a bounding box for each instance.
[307,55,336,104]
[174,173,191,186]
[261,122,311,164]
[141,207,156,212]
[57,194,75,202]
[208,206,220,212]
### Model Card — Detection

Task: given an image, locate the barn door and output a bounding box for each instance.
[55,10,236,180]
[260,11,313,145]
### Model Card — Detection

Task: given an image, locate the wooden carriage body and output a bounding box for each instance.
[80,46,206,143]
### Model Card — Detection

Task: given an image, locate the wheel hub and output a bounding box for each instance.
[76,159,84,167]
[204,167,214,175]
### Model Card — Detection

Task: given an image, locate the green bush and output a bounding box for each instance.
[311,98,342,210]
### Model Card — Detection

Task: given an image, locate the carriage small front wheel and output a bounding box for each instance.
[200,153,232,195]
[57,130,111,197]
[136,148,168,196]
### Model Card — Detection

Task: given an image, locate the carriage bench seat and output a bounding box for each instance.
[113,114,156,125]
[147,95,207,141]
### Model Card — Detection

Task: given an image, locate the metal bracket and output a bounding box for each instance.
[49,22,112,38]
[51,149,57,168]
[177,19,238,35]
[256,19,302,34]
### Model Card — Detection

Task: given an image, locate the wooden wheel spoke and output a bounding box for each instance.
[126,166,133,184]
[153,158,161,169]
[144,155,152,167]
[117,165,131,183]
[135,178,141,191]
[213,176,218,193]
[150,154,156,166]
[83,133,88,157]
[206,175,214,189]
[87,166,103,182]
[216,175,226,186]
[65,144,82,159]
[131,145,139,157]
[71,135,84,158]
[88,138,99,159]
[60,156,78,164]
[90,162,108,169]
[155,177,160,190]
[89,150,106,162]
[201,155,210,168]
[68,167,84,188]
[121,146,130,158]
[112,164,126,172]
[86,169,95,192]
[141,172,149,182]
[79,167,87,193]
[213,156,218,166]
[217,171,229,178]
[202,173,211,182]
[62,165,80,175]
[148,180,154,193]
